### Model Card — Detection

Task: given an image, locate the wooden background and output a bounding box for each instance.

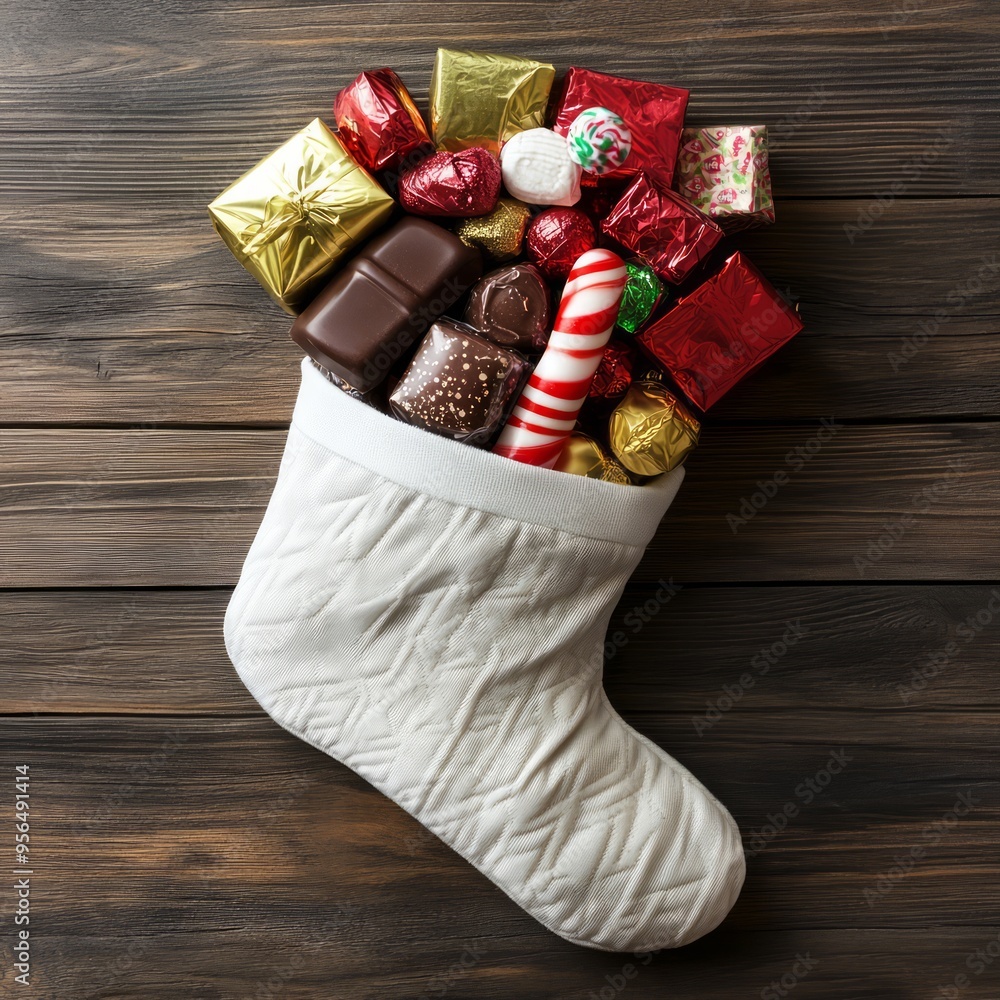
[2,1,999,997]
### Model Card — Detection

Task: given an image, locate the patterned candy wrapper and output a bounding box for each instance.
[675,126,775,232]
[208,118,394,314]
[552,67,688,190]
[430,48,555,155]
[636,251,803,412]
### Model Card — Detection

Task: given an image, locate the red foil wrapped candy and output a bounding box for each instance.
[601,173,723,285]
[399,147,502,218]
[637,251,804,411]
[525,207,597,281]
[588,339,635,405]
[552,67,688,190]
[334,68,431,172]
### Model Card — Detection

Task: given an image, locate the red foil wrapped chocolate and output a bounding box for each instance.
[334,69,431,172]
[399,147,501,217]
[525,207,597,281]
[601,173,723,285]
[588,338,635,404]
[636,251,804,411]
[552,67,688,190]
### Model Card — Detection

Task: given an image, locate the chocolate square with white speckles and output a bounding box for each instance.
[389,319,530,446]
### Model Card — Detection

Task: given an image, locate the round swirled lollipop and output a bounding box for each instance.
[566,106,632,176]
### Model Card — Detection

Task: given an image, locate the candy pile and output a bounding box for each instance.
[209,49,803,484]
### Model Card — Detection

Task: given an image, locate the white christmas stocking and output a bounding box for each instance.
[225,359,745,952]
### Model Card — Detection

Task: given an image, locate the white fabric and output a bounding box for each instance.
[225,359,745,952]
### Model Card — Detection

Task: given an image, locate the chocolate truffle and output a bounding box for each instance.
[389,319,530,446]
[289,217,482,392]
[463,263,551,353]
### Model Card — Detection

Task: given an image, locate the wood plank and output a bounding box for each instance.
[12,928,1000,999]
[1,714,996,934]
[0,424,996,585]
[3,1,997,199]
[2,195,999,423]
[5,585,1000,715]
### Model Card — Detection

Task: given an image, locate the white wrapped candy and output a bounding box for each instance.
[499,127,582,207]
[567,106,632,175]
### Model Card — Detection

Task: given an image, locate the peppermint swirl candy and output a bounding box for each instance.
[566,106,632,176]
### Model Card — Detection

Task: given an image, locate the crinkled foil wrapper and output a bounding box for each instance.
[553,432,632,484]
[430,48,555,154]
[601,173,723,285]
[636,251,804,411]
[609,380,700,476]
[454,197,531,261]
[208,118,394,314]
[552,67,688,190]
[333,68,431,172]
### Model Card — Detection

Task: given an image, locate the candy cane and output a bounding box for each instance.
[493,248,627,467]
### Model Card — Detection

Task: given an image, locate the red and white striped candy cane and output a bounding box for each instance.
[493,248,627,467]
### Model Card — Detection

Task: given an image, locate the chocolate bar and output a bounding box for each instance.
[389,319,529,445]
[289,217,482,391]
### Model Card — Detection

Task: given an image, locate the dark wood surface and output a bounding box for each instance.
[2,1,998,997]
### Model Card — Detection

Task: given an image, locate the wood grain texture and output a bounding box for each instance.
[0,423,995,585]
[2,0,998,996]
[5,586,1000,715]
[2,0,997,200]
[3,201,999,424]
[1,716,997,935]
[11,928,1000,1000]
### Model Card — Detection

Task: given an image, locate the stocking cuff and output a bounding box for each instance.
[292,358,684,548]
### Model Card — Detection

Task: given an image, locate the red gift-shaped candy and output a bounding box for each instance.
[601,173,723,285]
[636,252,803,411]
[551,67,688,190]
[334,68,431,172]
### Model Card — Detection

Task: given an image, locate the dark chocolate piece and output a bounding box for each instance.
[463,263,551,353]
[290,217,482,391]
[389,319,530,446]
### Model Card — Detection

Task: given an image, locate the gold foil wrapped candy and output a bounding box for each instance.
[430,48,555,154]
[208,118,394,314]
[553,432,632,484]
[609,380,701,476]
[454,197,532,262]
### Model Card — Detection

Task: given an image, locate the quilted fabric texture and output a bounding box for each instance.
[224,360,745,952]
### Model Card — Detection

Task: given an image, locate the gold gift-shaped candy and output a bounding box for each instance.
[430,48,555,154]
[208,118,394,314]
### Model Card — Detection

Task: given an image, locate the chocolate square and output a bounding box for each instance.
[389,320,530,445]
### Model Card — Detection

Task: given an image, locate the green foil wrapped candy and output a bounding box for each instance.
[616,260,664,334]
